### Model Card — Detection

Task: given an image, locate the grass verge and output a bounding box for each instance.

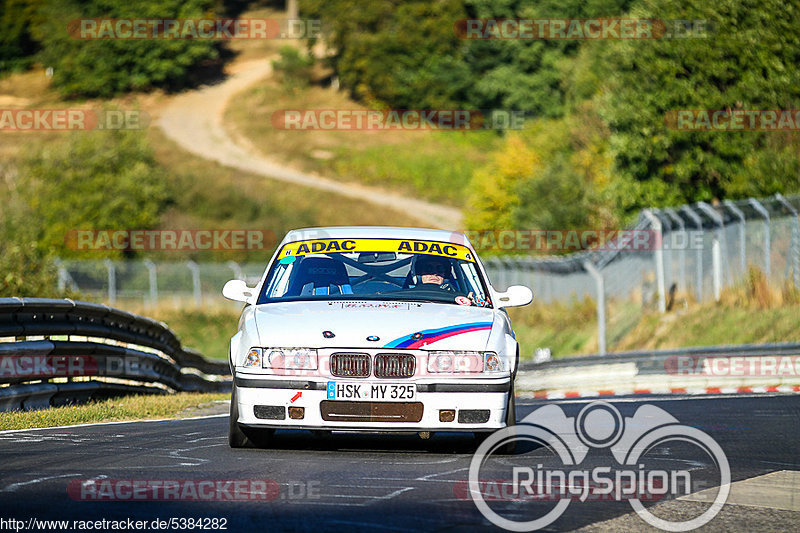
[0,393,229,431]
[147,123,425,263]
[146,306,241,361]
[227,75,500,206]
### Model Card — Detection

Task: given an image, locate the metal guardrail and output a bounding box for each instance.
[519,342,800,371]
[516,342,800,394]
[0,298,231,411]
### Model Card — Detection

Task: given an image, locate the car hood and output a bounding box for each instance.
[252,300,496,350]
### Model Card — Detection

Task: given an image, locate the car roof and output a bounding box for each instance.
[281,226,474,248]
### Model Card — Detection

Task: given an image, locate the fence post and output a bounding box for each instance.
[143,260,158,308]
[583,260,606,355]
[775,193,800,288]
[723,200,746,278]
[680,206,704,302]
[697,202,728,290]
[187,260,201,307]
[55,259,68,293]
[642,210,666,313]
[711,239,722,301]
[664,209,687,293]
[227,261,244,282]
[103,259,116,306]
[749,198,771,277]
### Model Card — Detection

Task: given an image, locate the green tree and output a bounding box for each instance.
[0,178,61,297]
[304,0,472,109]
[18,127,169,259]
[462,0,634,116]
[32,0,221,97]
[0,0,42,73]
[468,109,616,249]
[594,0,800,214]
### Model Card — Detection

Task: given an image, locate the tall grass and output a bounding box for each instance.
[0,393,228,431]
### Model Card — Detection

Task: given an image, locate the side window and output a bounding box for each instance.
[264,262,293,298]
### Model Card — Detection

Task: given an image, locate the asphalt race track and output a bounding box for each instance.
[1,395,798,532]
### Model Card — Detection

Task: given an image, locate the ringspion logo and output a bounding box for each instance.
[468,401,730,531]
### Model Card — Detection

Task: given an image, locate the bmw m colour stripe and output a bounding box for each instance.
[383,322,493,349]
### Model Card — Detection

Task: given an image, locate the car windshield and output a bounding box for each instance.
[257,238,491,307]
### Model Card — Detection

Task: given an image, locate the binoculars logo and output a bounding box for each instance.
[468,401,730,531]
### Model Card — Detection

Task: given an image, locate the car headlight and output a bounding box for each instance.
[243,348,262,368]
[483,352,505,372]
[263,348,318,370]
[427,351,484,373]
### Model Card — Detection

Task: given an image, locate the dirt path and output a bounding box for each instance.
[157,59,463,229]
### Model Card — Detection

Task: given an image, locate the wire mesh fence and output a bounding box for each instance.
[57,259,266,310]
[483,193,800,353]
[56,194,800,351]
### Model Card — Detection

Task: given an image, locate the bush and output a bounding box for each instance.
[32,0,221,97]
[17,126,169,260]
[0,0,41,73]
[0,195,61,297]
[271,45,313,92]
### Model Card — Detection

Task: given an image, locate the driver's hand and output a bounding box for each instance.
[468,291,489,307]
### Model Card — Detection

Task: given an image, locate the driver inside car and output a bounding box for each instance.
[413,255,456,291]
[412,254,490,307]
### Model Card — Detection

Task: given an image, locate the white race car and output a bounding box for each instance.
[222,227,532,447]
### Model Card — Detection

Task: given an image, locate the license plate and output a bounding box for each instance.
[326,382,416,401]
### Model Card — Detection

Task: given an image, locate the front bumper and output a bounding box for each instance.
[233,375,512,432]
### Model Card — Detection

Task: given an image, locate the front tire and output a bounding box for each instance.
[473,384,516,454]
[229,387,275,448]
[229,387,249,448]
[506,383,516,427]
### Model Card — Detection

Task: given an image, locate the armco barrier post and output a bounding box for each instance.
[642,210,666,313]
[583,260,606,355]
